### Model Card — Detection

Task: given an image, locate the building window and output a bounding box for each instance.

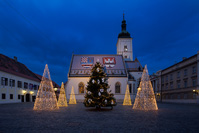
[177,71,180,78]
[184,80,187,88]
[166,76,168,82]
[2,93,6,99]
[161,77,164,83]
[124,55,127,59]
[177,81,180,89]
[170,82,173,89]
[29,83,33,90]
[24,82,28,89]
[115,82,121,93]
[124,45,128,52]
[9,79,15,87]
[184,93,187,99]
[78,82,84,94]
[192,79,196,87]
[18,95,20,99]
[129,84,132,93]
[177,94,180,99]
[170,74,173,81]
[192,66,196,74]
[18,81,22,88]
[10,94,13,99]
[184,69,187,77]
[1,77,8,86]
[33,85,38,90]
[166,83,168,89]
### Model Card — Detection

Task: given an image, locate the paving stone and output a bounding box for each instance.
[0,103,199,132]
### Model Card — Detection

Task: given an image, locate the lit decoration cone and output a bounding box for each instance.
[123,84,132,105]
[69,86,76,104]
[58,82,68,107]
[33,64,59,110]
[133,65,158,110]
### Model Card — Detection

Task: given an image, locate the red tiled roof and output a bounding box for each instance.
[0,54,40,82]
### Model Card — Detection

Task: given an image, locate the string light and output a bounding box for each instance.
[69,86,76,104]
[133,65,158,110]
[123,84,132,105]
[33,64,59,110]
[58,82,68,107]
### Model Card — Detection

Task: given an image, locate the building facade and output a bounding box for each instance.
[151,51,199,103]
[66,15,143,102]
[0,54,60,104]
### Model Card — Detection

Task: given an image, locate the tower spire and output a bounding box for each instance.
[118,13,131,38]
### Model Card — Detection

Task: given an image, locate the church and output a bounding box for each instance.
[65,15,143,102]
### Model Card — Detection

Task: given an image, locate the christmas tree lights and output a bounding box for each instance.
[123,84,132,105]
[58,82,68,107]
[133,65,158,110]
[69,86,76,104]
[33,64,59,110]
[84,62,116,109]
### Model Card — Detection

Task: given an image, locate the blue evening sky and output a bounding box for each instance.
[0,0,199,85]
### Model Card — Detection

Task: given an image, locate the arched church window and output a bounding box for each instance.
[115,82,121,93]
[79,82,84,94]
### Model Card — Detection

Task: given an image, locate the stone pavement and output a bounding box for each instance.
[0,102,199,133]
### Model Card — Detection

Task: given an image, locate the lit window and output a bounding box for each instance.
[79,82,84,94]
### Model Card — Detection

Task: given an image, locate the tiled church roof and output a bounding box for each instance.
[125,58,143,72]
[69,54,127,77]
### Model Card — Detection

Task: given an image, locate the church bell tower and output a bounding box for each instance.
[116,14,133,61]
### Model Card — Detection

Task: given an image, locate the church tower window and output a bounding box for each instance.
[78,82,84,94]
[115,82,121,93]
[124,45,128,52]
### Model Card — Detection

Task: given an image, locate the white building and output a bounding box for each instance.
[66,15,143,102]
[0,54,60,104]
[0,55,40,104]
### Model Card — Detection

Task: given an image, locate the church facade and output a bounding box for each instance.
[66,16,143,102]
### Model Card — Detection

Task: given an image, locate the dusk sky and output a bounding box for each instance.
[0,0,199,85]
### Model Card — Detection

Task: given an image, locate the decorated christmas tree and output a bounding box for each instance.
[123,84,132,105]
[58,82,68,107]
[84,62,116,109]
[69,86,76,104]
[33,64,59,110]
[133,65,158,110]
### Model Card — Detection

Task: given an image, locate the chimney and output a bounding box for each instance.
[14,56,17,62]
[182,57,187,60]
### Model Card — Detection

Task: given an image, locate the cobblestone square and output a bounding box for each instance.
[0,102,199,133]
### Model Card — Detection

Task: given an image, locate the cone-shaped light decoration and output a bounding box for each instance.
[133,65,158,110]
[69,86,76,104]
[123,84,132,105]
[33,64,59,110]
[58,82,68,107]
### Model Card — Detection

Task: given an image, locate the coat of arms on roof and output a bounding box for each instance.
[81,57,94,68]
[103,57,116,68]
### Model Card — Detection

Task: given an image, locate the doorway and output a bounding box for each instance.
[26,93,30,102]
